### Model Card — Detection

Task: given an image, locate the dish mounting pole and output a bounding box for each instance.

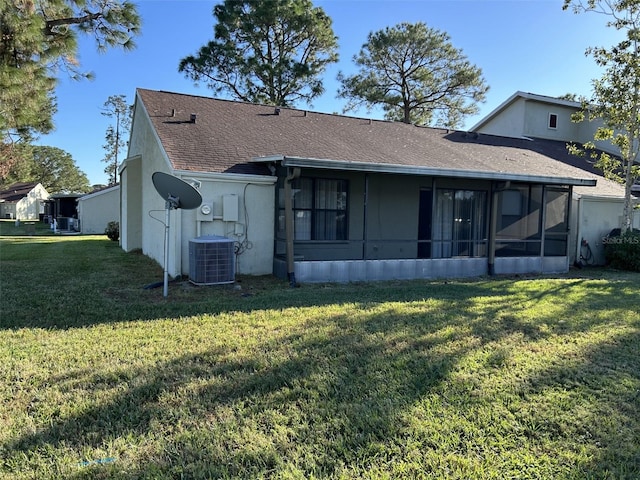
[163,194,179,298]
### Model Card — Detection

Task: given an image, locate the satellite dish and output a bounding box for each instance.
[151,172,203,297]
[152,171,202,210]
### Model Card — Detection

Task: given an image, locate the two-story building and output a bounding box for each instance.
[470,91,639,265]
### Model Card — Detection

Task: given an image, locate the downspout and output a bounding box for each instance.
[284,166,301,287]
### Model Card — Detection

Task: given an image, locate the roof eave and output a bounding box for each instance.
[251,155,597,187]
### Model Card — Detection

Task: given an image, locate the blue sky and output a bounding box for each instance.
[38,0,622,186]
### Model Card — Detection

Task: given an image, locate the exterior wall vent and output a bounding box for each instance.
[189,235,235,285]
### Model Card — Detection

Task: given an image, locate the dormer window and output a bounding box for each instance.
[548,113,558,129]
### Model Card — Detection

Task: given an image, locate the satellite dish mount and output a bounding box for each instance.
[151,172,202,297]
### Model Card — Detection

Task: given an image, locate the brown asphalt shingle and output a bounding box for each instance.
[136,89,625,197]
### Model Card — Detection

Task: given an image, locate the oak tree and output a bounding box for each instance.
[1,145,90,193]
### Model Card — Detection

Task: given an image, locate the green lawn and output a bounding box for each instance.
[1,224,639,479]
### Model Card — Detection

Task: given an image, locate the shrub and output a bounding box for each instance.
[603,230,640,272]
[105,221,119,242]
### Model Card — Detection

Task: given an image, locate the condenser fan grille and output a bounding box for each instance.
[189,236,235,285]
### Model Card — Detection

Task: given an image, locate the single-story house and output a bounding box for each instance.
[0,182,49,221]
[44,193,84,231]
[120,88,631,284]
[77,185,119,234]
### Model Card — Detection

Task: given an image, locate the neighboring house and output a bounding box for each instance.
[44,193,84,231]
[77,185,119,234]
[469,91,611,151]
[471,91,640,264]
[0,182,49,221]
[121,88,628,284]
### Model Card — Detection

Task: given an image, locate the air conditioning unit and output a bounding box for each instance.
[189,235,235,285]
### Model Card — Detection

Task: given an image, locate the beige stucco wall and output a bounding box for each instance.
[123,98,174,273]
[572,195,639,265]
[177,172,276,276]
[474,97,527,137]
[476,96,619,155]
[523,102,581,142]
[77,186,119,234]
[123,93,276,278]
[14,184,49,220]
[120,155,143,252]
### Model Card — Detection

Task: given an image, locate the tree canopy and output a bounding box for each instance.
[179,0,339,107]
[0,0,140,174]
[337,22,489,128]
[564,0,640,233]
[1,145,90,193]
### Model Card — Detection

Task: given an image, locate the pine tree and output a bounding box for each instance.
[1,0,140,176]
[338,22,488,128]
[100,94,132,185]
[179,0,339,107]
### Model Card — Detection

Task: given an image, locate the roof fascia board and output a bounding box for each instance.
[78,185,119,201]
[577,194,628,201]
[253,155,596,187]
[520,92,581,108]
[173,169,276,185]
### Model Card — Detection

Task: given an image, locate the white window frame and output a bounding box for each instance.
[548,112,558,130]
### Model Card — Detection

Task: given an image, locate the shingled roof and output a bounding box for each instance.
[136,89,625,197]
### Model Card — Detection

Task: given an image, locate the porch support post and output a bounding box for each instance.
[565,185,573,271]
[284,167,301,287]
[362,173,369,260]
[488,181,508,276]
[488,188,499,276]
[540,187,547,260]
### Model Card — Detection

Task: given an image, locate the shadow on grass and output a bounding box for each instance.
[2,234,638,332]
[4,307,473,477]
[3,236,640,477]
[4,284,640,478]
[513,327,640,477]
[1,234,638,328]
